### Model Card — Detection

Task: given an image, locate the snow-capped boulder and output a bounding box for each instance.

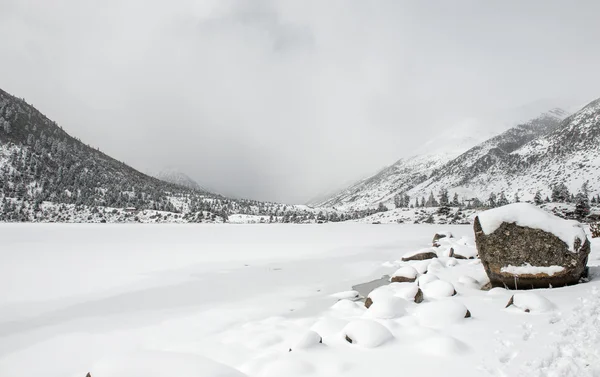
[474,203,590,289]
[390,266,418,283]
[417,273,439,286]
[342,320,393,347]
[402,248,438,262]
[505,292,554,313]
[289,331,323,351]
[421,280,457,298]
[390,282,423,303]
[365,297,408,319]
[413,300,471,328]
[432,231,453,246]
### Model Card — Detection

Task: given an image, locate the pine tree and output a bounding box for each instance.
[514,192,520,203]
[574,192,590,221]
[488,192,497,208]
[534,191,543,205]
[497,192,509,206]
[377,202,388,212]
[439,188,449,206]
[452,193,460,206]
[551,183,571,203]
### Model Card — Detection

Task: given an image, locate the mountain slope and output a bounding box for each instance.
[315,109,569,210]
[408,104,599,201]
[316,152,456,210]
[156,169,206,191]
[0,88,347,223]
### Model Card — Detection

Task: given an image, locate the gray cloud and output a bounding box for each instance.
[1,0,600,203]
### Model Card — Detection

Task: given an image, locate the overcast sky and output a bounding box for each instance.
[1,0,600,203]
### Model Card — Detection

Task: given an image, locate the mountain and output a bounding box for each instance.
[315,152,458,210]
[0,87,349,223]
[409,102,600,202]
[408,108,572,201]
[316,108,572,210]
[156,169,206,191]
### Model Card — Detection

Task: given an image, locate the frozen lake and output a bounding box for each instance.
[0,223,598,377]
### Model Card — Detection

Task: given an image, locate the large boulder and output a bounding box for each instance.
[474,203,590,289]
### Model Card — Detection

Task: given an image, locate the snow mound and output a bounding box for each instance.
[311,318,348,339]
[365,297,408,319]
[342,320,394,348]
[427,259,445,272]
[446,258,458,267]
[422,280,456,298]
[418,273,440,286]
[390,282,420,301]
[413,300,470,328]
[509,293,555,313]
[367,285,395,303]
[437,247,455,257]
[417,335,469,357]
[452,244,478,258]
[290,331,322,350]
[458,275,479,285]
[89,350,247,377]
[330,299,365,317]
[477,203,587,252]
[501,264,565,276]
[330,290,360,300]
[391,266,418,279]
[411,260,431,274]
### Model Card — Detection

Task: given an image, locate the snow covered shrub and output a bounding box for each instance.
[591,222,600,238]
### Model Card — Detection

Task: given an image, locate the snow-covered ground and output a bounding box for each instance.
[0,224,598,377]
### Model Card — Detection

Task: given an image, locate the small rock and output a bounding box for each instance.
[364,297,373,308]
[402,251,438,262]
[465,310,471,318]
[414,288,424,303]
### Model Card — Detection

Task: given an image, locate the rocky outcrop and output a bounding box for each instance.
[474,216,590,289]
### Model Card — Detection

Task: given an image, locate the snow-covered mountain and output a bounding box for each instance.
[417,101,600,202]
[316,108,573,210]
[315,152,458,210]
[0,87,350,223]
[408,108,573,202]
[156,169,206,192]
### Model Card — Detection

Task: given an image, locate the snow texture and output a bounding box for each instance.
[501,264,565,276]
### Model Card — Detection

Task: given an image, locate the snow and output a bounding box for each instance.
[501,264,565,276]
[477,203,588,252]
[341,320,394,348]
[84,350,247,377]
[0,223,599,377]
[330,291,360,300]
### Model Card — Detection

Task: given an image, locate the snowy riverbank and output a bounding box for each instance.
[0,223,598,376]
